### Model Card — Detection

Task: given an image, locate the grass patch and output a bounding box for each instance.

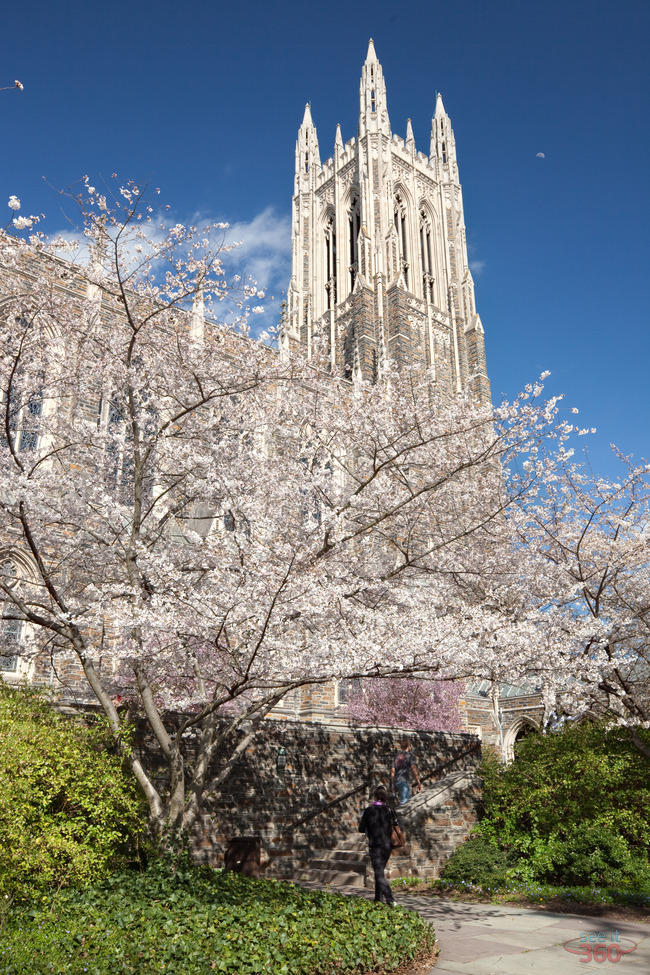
[1,863,435,974]
[391,875,650,912]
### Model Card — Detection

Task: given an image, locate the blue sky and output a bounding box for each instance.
[2,0,648,476]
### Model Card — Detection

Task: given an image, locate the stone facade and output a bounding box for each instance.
[282,40,489,404]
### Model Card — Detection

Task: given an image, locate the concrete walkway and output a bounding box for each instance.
[299,881,650,974]
[396,893,650,974]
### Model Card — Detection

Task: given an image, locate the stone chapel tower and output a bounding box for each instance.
[282,40,490,404]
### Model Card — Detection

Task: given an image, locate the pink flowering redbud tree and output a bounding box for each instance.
[345,677,465,732]
[0,180,588,843]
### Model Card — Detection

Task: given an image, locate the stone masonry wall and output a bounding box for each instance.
[141,719,481,879]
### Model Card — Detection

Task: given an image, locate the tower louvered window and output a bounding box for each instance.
[325,214,337,309]
[419,208,434,303]
[348,197,360,290]
[394,194,409,289]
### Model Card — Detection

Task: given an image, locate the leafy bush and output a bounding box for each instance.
[0,685,146,903]
[440,835,515,889]
[1,863,435,974]
[473,722,650,889]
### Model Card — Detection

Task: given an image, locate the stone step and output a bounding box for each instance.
[297,867,367,888]
[309,856,365,874]
[333,836,367,852]
[316,849,366,864]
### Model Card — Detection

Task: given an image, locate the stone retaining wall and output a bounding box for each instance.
[145,719,482,879]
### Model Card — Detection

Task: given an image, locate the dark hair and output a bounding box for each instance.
[374,785,388,802]
[401,740,410,750]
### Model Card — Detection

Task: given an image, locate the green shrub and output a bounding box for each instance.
[533,823,650,889]
[474,722,650,890]
[1,863,435,974]
[441,835,515,889]
[0,684,146,903]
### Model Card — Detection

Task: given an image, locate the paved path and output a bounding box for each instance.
[398,894,650,974]
[298,882,650,974]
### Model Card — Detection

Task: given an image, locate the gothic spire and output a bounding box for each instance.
[405,117,415,151]
[190,285,205,342]
[301,101,314,128]
[359,38,390,137]
[295,102,320,189]
[430,92,453,165]
[365,37,378,64]
[335,123,343,150]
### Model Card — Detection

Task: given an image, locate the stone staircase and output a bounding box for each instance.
[294,834,369,888]
[291,769,481,888]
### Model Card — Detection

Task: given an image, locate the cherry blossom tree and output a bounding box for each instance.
[513,451,650,754]
[0,180,585,843]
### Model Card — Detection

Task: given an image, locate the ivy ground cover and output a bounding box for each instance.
[1,864,435,974]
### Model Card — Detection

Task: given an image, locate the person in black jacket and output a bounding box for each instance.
[358,785,400,905]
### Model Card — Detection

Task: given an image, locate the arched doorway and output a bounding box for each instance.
[502,718,539,763]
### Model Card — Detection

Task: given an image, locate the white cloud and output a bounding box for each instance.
[223,207,290,290]
[469,259,486,276]
[219,207,290,337]
[47,201,291,340]
[536,152,546,159]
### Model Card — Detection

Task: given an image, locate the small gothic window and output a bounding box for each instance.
[441,142,447,164]
[337,677,362,705]
[305,152,309,174]
[370,89,376,112]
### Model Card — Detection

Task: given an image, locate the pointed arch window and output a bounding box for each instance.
[348,196,360,291]
[324,212,337,310]
[419,208,434,303]
[394,193,409,289]
[1,358,44,455]
[0,559,23,672]
[97,393,135,499]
